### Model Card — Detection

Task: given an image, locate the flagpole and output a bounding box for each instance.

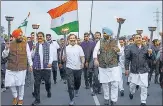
[77,1,79,38]
[90,0,94,40]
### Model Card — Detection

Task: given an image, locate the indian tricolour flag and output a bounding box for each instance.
[48,1,79,35]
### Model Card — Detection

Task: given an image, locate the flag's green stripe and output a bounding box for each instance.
[51,21,79,35]
[18,21,28,28]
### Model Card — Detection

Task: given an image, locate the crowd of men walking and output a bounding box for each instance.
[1,27,163,106]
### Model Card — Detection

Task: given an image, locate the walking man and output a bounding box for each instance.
[46,34,60,84]
[2,29,33,105]
[31,32,53,106]
[80,32,95,89]
[125,34,154,106]
[62,34,85,105]
[93,28,121,105]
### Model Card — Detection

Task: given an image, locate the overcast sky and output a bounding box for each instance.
[1,1,162,40]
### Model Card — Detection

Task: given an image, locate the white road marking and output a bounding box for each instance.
[91,88,100,105]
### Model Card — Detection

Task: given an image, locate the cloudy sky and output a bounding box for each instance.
[1,1,162,40]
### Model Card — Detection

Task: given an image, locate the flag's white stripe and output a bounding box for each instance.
[51,10,77,28]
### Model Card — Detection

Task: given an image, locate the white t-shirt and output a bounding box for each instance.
[66,44,85,70]
[50,41,60,61]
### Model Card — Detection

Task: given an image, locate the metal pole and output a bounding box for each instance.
[89,0,94,39]
[149,31,153,49]
[116,23,121,45]
[63,34,67,64]
[8,21,11,43]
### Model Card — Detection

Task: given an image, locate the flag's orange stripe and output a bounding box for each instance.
[48,1,77,19]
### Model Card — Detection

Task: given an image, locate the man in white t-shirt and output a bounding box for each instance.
[46,34,60,84]
[62,34,85,105]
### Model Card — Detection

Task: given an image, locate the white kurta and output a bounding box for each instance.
[2,44,33,87]
[93,40,121,83]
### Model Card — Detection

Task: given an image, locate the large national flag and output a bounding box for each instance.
[18,12,30,28]
[48,1,79,35]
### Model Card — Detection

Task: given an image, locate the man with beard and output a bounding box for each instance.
[46,34,60,84]
[62,34,85,105]
[80,32,96,89]
[2,29,33,105]
[94,31,101,43]
[31,32,53,106]
[93,28,121,105]
[125,34,154,106]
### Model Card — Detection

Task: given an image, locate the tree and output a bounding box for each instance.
[0,26,5,35]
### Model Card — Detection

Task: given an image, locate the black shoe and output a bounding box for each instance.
[54,81,57,84]
[110,101,116,106]
[32,92,35,97]
[64,80,67,84]
[41,81,45,84]
[104,99,109,105]
[136,85,139,90]
[140,103,146,106]
[120,90,124,96]
[47,92,51,98]
[129,93,133,99]
[127,82,130,85]
[31,100,40,106]
[91,91,96,96]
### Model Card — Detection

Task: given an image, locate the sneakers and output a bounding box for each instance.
[69,100,75,106]
[31,100,41,106]
[12,98,18,105]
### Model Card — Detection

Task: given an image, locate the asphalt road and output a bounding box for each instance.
[1,71,162,105]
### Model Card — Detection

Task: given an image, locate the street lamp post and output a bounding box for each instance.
[116,17,126,45]
[32,24,40,46]
[5,16,14,42]
[148,26,157,49]
[136,29,143,35]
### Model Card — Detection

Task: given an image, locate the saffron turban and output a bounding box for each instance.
[12,29,23,38]
[102,27,113,36]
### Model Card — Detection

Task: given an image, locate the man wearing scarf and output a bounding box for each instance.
[46,34,60,84]
[125,34,154,106]
[31,32,53,106]
[93,28,121,105]
[2,29,33,105]
[80,32,96,89]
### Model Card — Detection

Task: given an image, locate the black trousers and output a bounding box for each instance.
[59,63,66,80]
[33,69,51,101]
[1,64,6,88]
[92,68,102,92]
[66,68,82,101]
[84,67,93,87]
[52,61,58,82]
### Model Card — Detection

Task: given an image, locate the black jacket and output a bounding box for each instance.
[125,44,154,74]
